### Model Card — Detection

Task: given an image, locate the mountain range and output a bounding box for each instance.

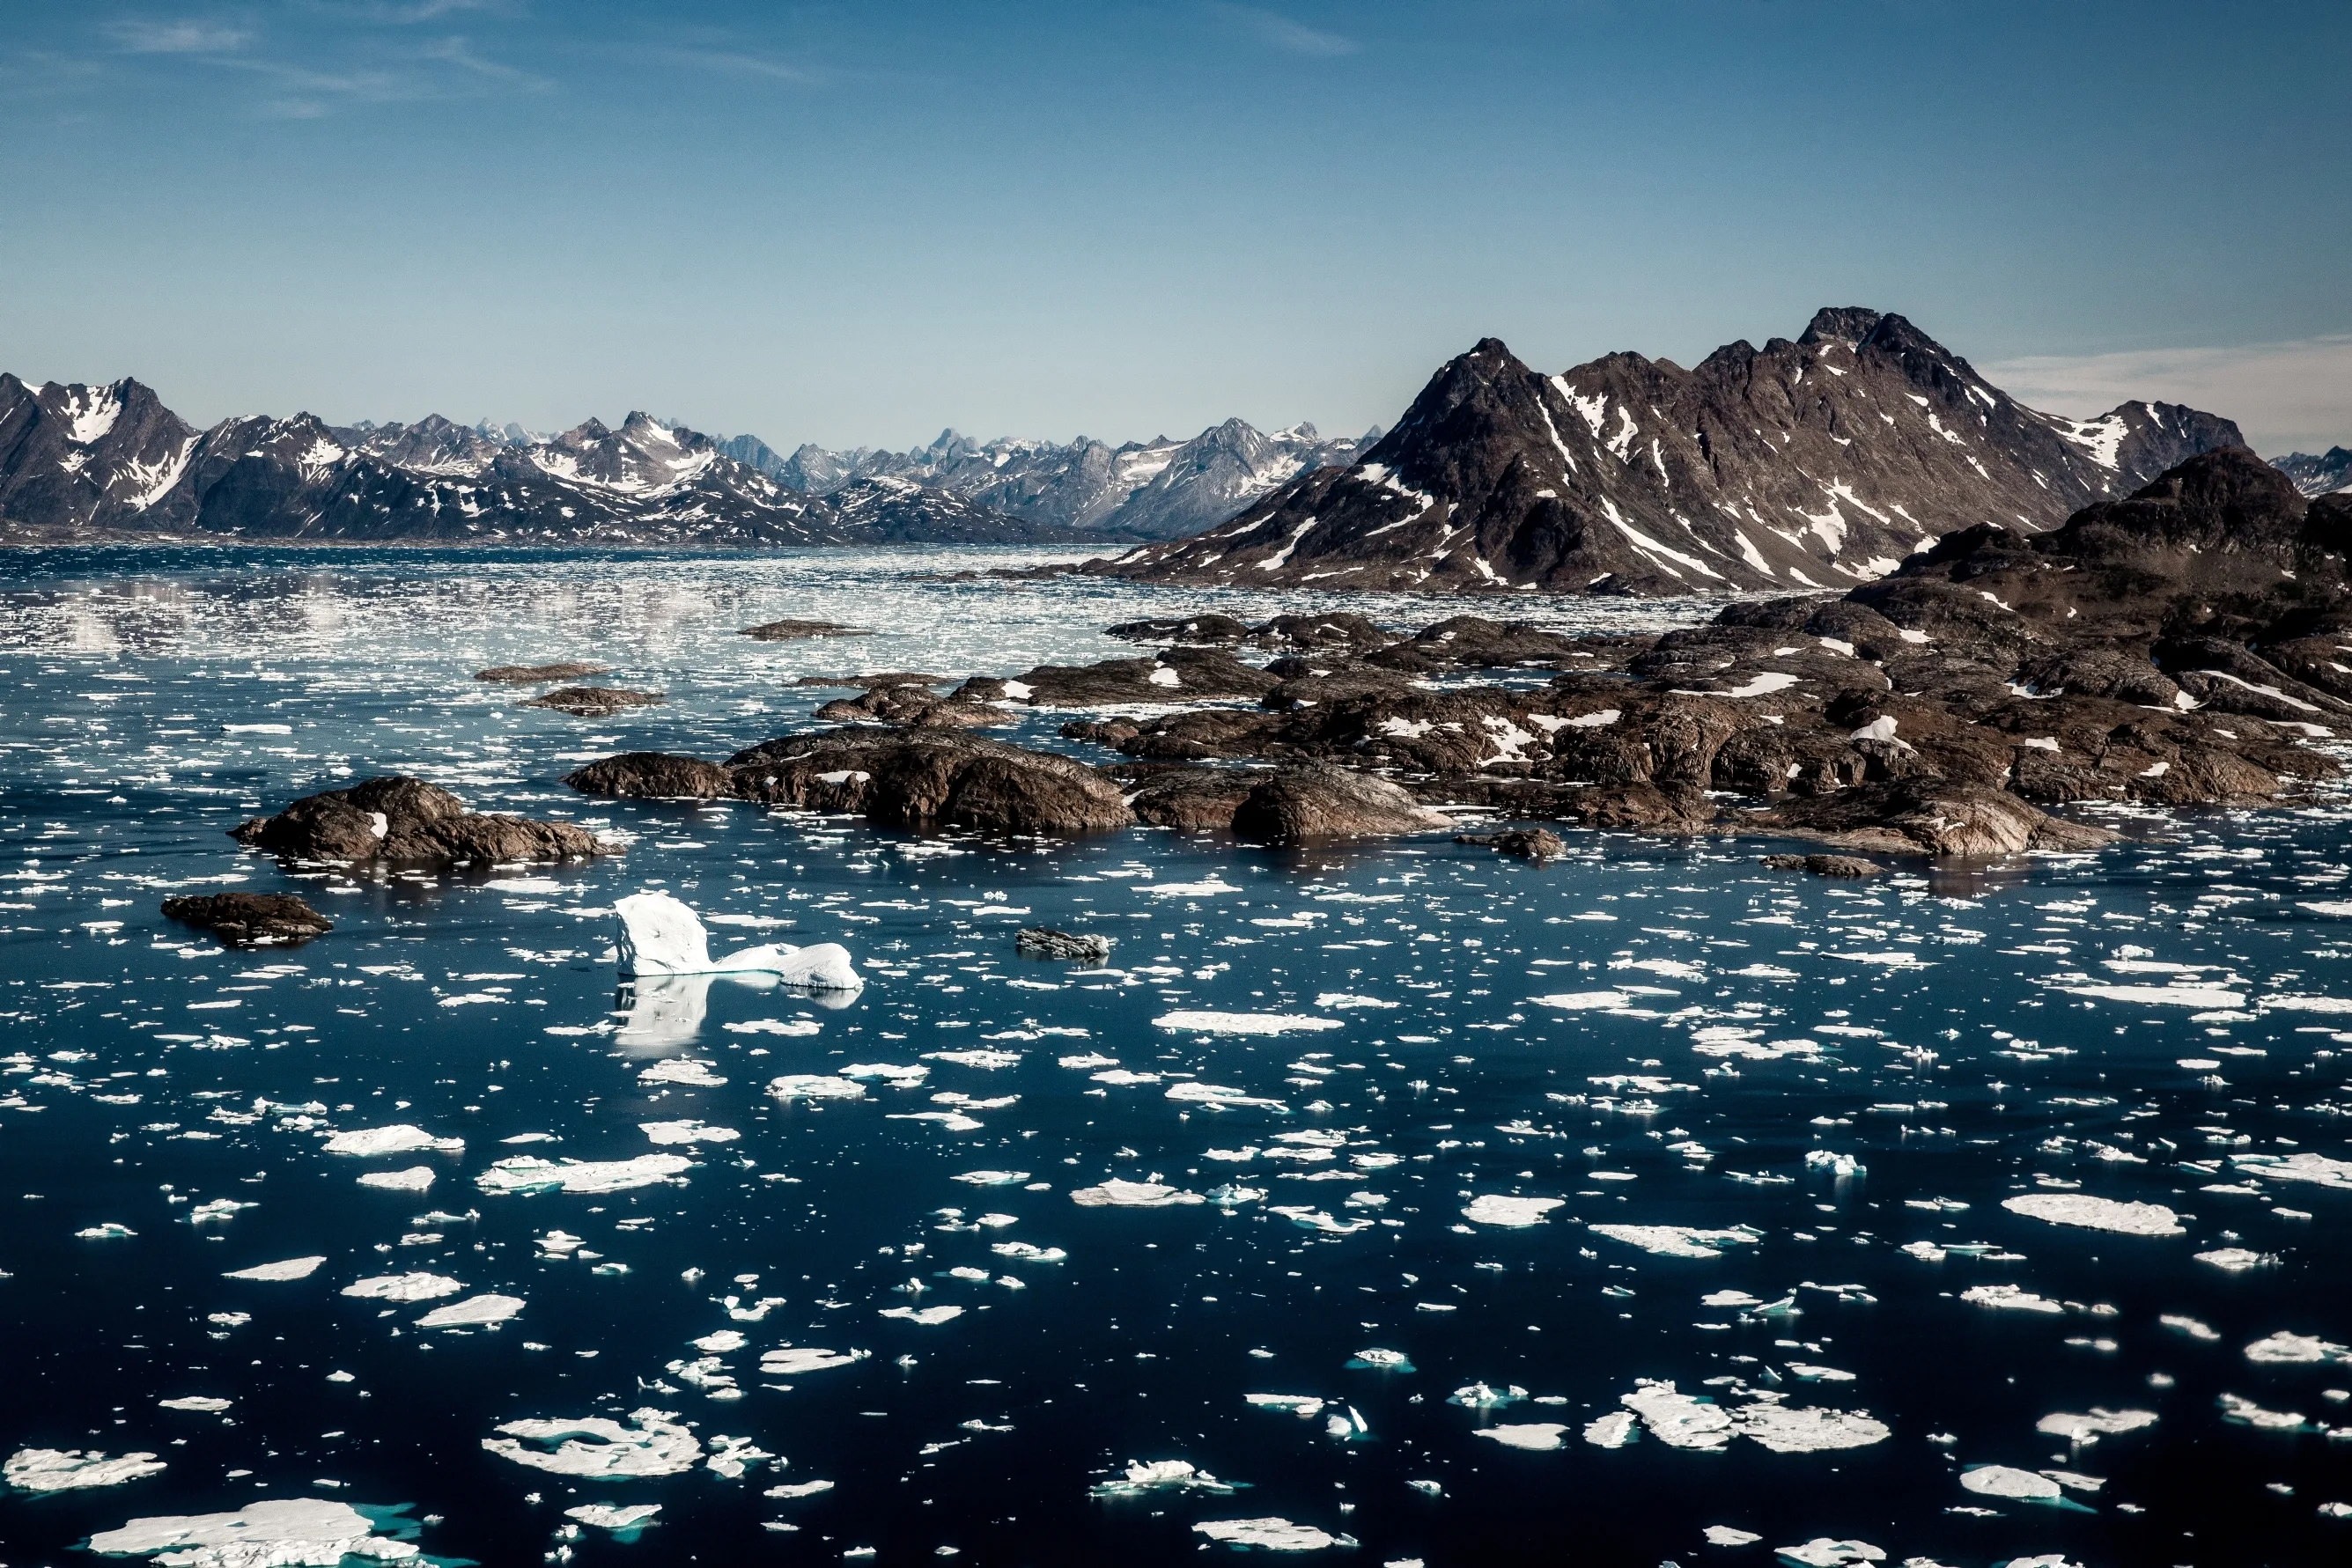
[716,419,1375,541]
[0,379,1073,548]
[2277,447,2352,498]
[1095,308,2246,595]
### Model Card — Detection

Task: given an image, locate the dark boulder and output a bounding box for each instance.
[1456,828,1566,862]
[1752,779,2114,858]
[232,776,610,865]
[1014,927,1114,962]
[475,662,610,683]
[562,753,736,799]
[520,686,666,716]
[1105,614,1251,644]
[1759,853,1882,878]
[1230,766,1446,843]
[162,891,334,945]
[742,619,872,640]
[1126,768,1260,831]
[954,646,1280,707]
[722,730,1132,835]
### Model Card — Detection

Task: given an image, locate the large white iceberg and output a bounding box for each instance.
[614,891,861,989]
[87,1498,419,1564]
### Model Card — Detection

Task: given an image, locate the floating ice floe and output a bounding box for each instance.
[1703,1526,1761,1546]
[566,1503,660,1532]
[2001,1193,2182,1235]
[2245,1330,2352,1365]
[1166,1083,1287,1110]
[1961,1285,2066,1314]
[614,891,862,989]
[1154,1012,1342,1036]
[1146,879,1241,897]
[2162,1314,2221,1341]
[927,1049,1023,1069]
[222,1256,325,1282]
[1618,1381,1887,1454]
[840,1062,928,1085]
[88,1498,421,1564]
[4,1447,166,1492]
[725,1018,822,1036]
[358,1167,436,1191]
[2194,1247,2275,1271]
[1071,1180,1203,1208]
[1530,991,1635,1012]
[77,1223,135,1240]
[158,1396,232,1413]
[1448,1383,1527,1410]
[1192,1517,1355,1551]
[342,1272,463,1301]
[704,1433,773,1478]
[639,1120,741,1145]
[476,1154,693,1196]
[1315,993,1397,1010]
[760,1346,867,1374]
[418,1293,526,1329]
[2231,1152,2352,1189]
[1473,1423,1568,1451]
[483,1409,703,1477]
[1589,1224,1761,1259]
[322,1125,462,1157]
[2060,981,2246,1009]
[768,1073,866,1101]
[1244,1395,1324,1417]
[880,1305,963,1325]
[953,1169,1031,1186]
[1090,1459,1240,1497]
[1774,1541,1884,1566]
[638,1058,728,1086]
[1348,1348,1412,1372]
[1583,1411,1639,1447]
[1462,1196,1564,1227]
[2036,1408,2157,1444]
[2219,1392,2307,1429]
[1959,1465,2064,1502]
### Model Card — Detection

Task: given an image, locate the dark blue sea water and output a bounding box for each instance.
[4,547,2351,1568]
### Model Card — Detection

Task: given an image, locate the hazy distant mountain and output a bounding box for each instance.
[733,419,1377,540]
[0,378,1067,547]
[1099,307,2241,595]
[2276,446,2352,497]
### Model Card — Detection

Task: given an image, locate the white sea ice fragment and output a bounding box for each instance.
[1589,1224,1761,1259]
[343,1273,464,1302]
[1583,1411,1639,1447]
[638,1057,727,1086]
[2162,1314,2221,1340]
[1154,1011,1342,1035]
[1462,1196,1564,1227]
[1090,1459,1239,1497]
[839,1062,927,1085]
[1774,1540,1885,1566]
[2231,1152,2352,1189]
[991,1242,1067,1262]
[418,1293,526,1329]
[639,1120,741,1145]
[484,1409,703,1478]
[1165,1082,1287,1110]
[766,1480,836,1498]
[760,1346,867,1374]
[952,1170,1031,1186]
[223,1256,325,1282]
[186,1199,254,1224]
[358,1167,437,1191]
[1091,1069,1162,1086]
[323,1124,461,1157]
[704,1433,773,1478]
[1961,1285,2066,1314]
[725,1018,822,1036]
[1959,1464,2061,1501]
[2246,1331,2352,1365]
[767,1073,866,1102]
[1703,1526,1762,1546]
[2062,981,2245,1008]
[1243,1395,1325,1417]
[157,1397,232,1413]
[77,1223,136,1240]
[1530,991,1635,1012]
[1474,1423,1568,1451]
[1146,878,1241,897]
[476,1154,693,1196]
[1071,1180,1203,1208]
[88,1498,420,1564]
[1622,1382,1735,1449]
[614,891,863,989]
[2220,1392,2305,1429]
[2036,1409,2157,1444]
[1734,1404,1889,1453]
[4,1447,166,1492]
[1058,1053,1119,1069]
[1315,993,1397,1010]
[1703,1291,1765,1308]
[566,1504,660,1530]
[879,1305,964,1325]
[1192,1517,1355,1550]
[2194,1247,2275,1271]
[2002,1193,2182,1235]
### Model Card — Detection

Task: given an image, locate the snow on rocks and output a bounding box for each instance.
[476,1154,693,1196]
[1071,1180,1204,1208]
[2002,1193,2183,1235]
[342,1273,463,1301]
[1462,1195,1564,1227]
[88,1498,420,1564]
[483,1409,703,1477]
[4,1447,166,1492]
[614,891,863,989]
[222,1256,326,1282]
[1589,1223,1762,1258]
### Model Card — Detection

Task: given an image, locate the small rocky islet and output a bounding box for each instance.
[558,447,2349,861]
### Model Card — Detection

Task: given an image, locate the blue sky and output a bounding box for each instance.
[4,1,2347,453]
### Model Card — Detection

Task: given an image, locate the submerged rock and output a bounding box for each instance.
[1456,828,1567,862]
[231,777,609,865]
[519,686,665,716]
[160,892,333,946]
[1759,853,1883,878]
[741,618,872,640]
[1014,927,1113,962]
[474,661,610,682]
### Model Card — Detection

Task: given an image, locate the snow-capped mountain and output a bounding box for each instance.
[0,379,1066,547]
[737,419,1375,539]
[2276,447,2352,497]
[1097,308,2243,595]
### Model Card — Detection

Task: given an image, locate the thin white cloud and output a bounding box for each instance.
[661,48,821,86]
[1987,334,2352,458]
[1213,3,1360,57]
[108,18,254,55]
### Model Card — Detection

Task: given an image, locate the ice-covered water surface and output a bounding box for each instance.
[4,546,2352,1565]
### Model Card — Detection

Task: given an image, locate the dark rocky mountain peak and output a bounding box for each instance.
[2276,446,2352,498]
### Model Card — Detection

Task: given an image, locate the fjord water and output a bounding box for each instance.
[4,547,2351,1568]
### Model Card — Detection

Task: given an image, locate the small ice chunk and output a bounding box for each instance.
[2194,1247,2275,1271]
[1155,1011,1342,1035]
[768,1073,866,1101]
[638,1058,728,1086]
[2246,1331,2352,1366]
[1071,1180,1203,1208]
[1191,1517,1355,1550]
[951,1170,1031,1186]
[566,1503,660,1531]
[157,1397,232,1413]
[2001,1193,2182,1235]
[322,1125,461,1157]
[1462,1196,1564,1227]
[418,1293,526,1329]
[343,1273,463,1301]
[2036,1408,2157,1444]
[223,1256,325,1282]
[1774,1541,1885,1566]
[1473,1423,1567,1451]
[879,1305,964,1325]
[1703,1526,1760,1546]
[639,1120,741,1145]
[358,1167,436,1191]
[759,1347,867,1374]
[1962,1285,2066,1314]
[1090,1459,1238,1497]
[1959,1464,2061,1501]
[1582,1411,1639,1447]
